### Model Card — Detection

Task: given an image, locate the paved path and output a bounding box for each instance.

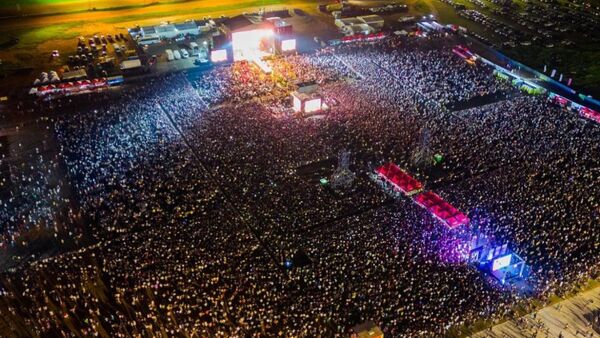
[471,286,600,338]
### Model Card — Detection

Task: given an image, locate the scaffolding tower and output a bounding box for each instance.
[330,150,355,190]
[412,127,433,169]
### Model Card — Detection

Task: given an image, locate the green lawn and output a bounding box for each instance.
[100,0,303,23]
[2,0,94,7]
[507,44,600,97]
[11,21,82,48]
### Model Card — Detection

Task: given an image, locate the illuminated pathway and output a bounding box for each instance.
[471,285,600,338]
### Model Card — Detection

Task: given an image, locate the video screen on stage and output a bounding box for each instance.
[293,96,302,112]
[211,49,228,63]
[232,29,274,61]
[492,254,512,271]
[304,98,322,113]
[281,39,297,52]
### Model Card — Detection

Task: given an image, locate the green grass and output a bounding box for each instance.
[100,0,295,23]
[424,0,496,39]
[3,0,83,5]
[507,44,600,97]
[414,0,432,13]
[9,21,82,48]
[0,0,159,8]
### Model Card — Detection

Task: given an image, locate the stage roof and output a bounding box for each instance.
[222,15,256,32]
[292,83,321,100]
[222,14,287,33]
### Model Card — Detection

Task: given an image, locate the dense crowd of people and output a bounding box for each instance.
[0,117,83,251]
[0,35,598,337]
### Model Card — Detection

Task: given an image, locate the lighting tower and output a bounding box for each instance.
[330,150,355,190]
[412,127,433,169]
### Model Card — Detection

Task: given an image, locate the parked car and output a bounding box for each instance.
[180,48,189,58]
[166,49,174,61]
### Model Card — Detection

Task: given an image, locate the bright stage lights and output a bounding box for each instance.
[304,98,322,113]
[293,95,302,112]
[232,29,274,61]
[211,49,227,63]
[492,254,512,271]
[281,39,296,52]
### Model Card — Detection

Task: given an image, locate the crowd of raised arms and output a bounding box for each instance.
[0,35,598,337]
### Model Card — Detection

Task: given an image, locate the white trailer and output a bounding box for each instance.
[165,49,174,61]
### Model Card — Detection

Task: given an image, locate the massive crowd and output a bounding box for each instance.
[0,35,598,337]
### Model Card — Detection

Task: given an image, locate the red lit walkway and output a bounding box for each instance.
[414,191,469,229]
[376,163,423,196]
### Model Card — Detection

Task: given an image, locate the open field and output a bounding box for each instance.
[1,0,203,16]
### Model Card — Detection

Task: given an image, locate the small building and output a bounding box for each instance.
[135,26,160,43]
[341,24,375,36]
[62,69,87,81]
[120,59,142,71]
[155,24,177,38]
[335,17,363,28]
[174,21,200,36]
[195,19,215,33]
[351,321,384,338]
[138,21,199,40]
[138,36,161,45]
[358,15,385,29]
[335,15,384,35]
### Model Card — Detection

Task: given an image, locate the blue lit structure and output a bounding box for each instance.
[467,233,529,286]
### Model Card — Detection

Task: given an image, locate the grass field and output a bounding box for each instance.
[1,0,177,16]
[0,0,300,17]
[16,22,83,47]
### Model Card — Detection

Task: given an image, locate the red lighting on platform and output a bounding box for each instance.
[414,191,469,229]
[376,163,423,196]
[553,95,569,106]
[580,107,600,124]
[341,32,386,43]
